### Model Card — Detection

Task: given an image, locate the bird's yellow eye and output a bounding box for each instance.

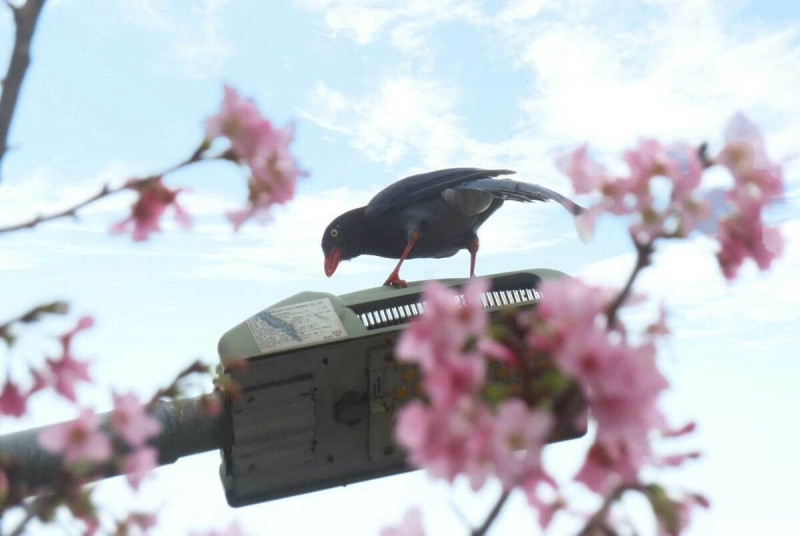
[330,229,339,238]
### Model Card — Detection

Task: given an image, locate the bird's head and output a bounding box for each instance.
[321,207,366,277]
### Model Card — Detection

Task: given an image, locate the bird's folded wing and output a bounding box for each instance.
[454,178,592,243]
[452,178,584,215]
[365,168,515,217]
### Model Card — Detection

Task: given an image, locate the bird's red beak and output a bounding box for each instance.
[324,247,341,277]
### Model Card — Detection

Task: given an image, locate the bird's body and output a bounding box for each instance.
[322,168,585,287]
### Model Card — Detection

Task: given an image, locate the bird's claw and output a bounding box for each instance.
[383,273,407,288]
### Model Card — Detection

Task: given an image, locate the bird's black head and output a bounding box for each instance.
[321,207,367,277]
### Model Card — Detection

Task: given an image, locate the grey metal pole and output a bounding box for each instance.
[0,393,231,491]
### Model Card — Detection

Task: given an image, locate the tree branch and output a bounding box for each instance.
[0,0,48,179]
[0,182,126,234]
[0,149,219,235]
[605,239,654,330]
[472,490,510,536]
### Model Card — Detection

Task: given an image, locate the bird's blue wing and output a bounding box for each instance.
[364,168,515,218]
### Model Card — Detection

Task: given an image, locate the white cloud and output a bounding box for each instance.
[119,0,234,78]
[302,78,466,168]
[300,0,800,183]
[295,0,484,54]
[515,2,800,154]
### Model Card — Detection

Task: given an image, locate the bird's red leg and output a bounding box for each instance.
[384,231,420,288]
[468,237,479,278]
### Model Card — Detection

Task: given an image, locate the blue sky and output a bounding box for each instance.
[0,0,798,534]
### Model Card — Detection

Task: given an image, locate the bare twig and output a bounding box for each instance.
[0,149,219,235]
[472,490,511,536]
[0,300,68,345]
[605,239,654,330]
[146,359,210,408]
[0,0,48,178]
[0,182,126,234]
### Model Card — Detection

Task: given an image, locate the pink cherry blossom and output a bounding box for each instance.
[205,85,276,159]
[575,442,639,493]
[712,113,784,279]
[111,392,162,447]
[396,279,490,406]
[716,214,783,280]
[491,399,553,490]
[205,85,304,230]
[39,408,112,464]
[395,396,495,488]
[528,278,670,490]
[0,380,27,417]
[122,446,159,489]
[558,144,604,194]
[380,508,425,536]
[34,315,94,402]
[111,177,191,241]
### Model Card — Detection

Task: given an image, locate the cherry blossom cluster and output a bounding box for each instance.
[558,112,784,279]
[0,313,202,534]
[385,114,787,535]
[205,84,306,230]
[394,278,555,526]
[714,113,784,279]
[1,315,94,418]
[526,277,690,493]
[111,178,192,242]
[559,140,710,244]
[104,84,304,242]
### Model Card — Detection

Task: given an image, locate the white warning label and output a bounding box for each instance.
[246,298,348,353]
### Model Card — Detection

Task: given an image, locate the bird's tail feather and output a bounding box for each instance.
[455,178,593,242]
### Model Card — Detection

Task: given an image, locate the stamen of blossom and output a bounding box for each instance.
[110,177,191,241]
[205,85,305,230]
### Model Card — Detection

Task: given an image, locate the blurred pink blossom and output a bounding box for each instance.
[557,144,604,194]
[34,315,94,402]
[0,380,27,417]
[111,178,191,241]
[122,446,159,489]
[396,279,489,406]
[492,399,553,490]
[111,392,162,447]
[39,408,112,464]
[395,396,495,488]
[380,508,425,536]
[530,278,669,491]
[205,85,305,230]
[713,113,784,279]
